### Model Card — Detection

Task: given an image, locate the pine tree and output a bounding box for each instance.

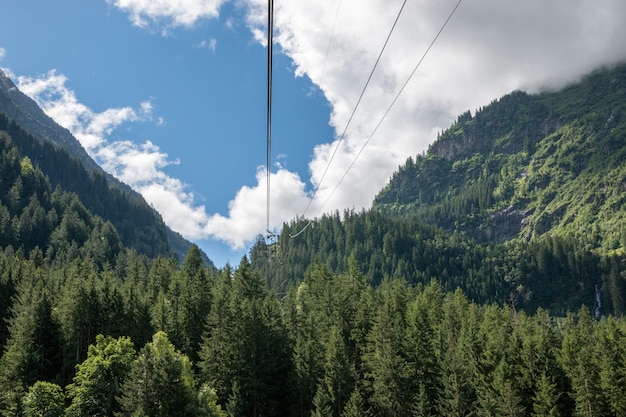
[341,387,371,417]
[517,308,568,416]
[311,386,333,417]
[437,289,478,417]
[0,259,63,393]
[438,347,475,417]
[596,316,626,416]
[532,372,561,417]
[404,285,441,415]
[492,362,526,417]
[178,244,213,361]
[199,257,291,417]
[363,278,410,417]
[475,305,524,417]
[560,308,607,417]
[285,282,324,417]
[199,267,236,403]
[317,325,355,417]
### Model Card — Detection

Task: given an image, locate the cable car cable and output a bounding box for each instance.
[300,0,408,220]
[290,0,463,237]
[266,0,274,236]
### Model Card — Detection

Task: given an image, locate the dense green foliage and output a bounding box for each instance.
[0,112,170,259]
[2,63,626,415]
[1,249,626,416]
[66,334,135,417]
[250,63,626,316]
[251,211,625,315]
[374,64,626,251]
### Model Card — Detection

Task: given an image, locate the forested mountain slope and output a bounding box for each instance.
[0,70,98,172]
[0,70,208,262]
[374,64,626,250]
[0,112,170,259]
[251,64,626,315]
[1,64,626,416]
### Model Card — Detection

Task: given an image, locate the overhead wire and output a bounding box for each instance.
[299,0,408,220]
[319,0,343,89]
[289,0,408,239]
[290,0,464,238]
[287,0,342,239]
[317,0,464,214]
[266,0,274,235]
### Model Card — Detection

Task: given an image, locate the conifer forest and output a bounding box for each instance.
[1,65,626,416]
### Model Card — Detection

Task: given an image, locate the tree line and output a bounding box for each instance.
[2,67,626,416]
[251,210,626,316]
[0,112,170,259]
[1,247,626,416]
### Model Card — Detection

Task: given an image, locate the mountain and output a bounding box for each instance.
[0,69,211,264]
[251,64,626,315]
[0,70,99,172]
[374,64,626,251]
[2,66,626,417]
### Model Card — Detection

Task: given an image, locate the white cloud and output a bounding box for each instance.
[196,38,218,53]
[209,38,218,53]
[107,0,227,32]
[13,0,626,253]
[139,100,153,115]
[138,180,209,240]
[0,48,6,61]
[13,69,309,249]
[204,167,310,249]
[17,70,144,151]
[14,71,214,241]
[240,0,626,223]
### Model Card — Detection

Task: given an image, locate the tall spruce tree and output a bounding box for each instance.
[560,307,607,417]
[363,278,410,417]
[404,283,442,415]
[596,316,626,416]
[0,256,63,414]
[199,257,290,417]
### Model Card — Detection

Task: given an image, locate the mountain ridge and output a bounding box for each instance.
[250,63,626,315]
[0,69,211,264]
[374,63,626,251]
[0,70,100,172]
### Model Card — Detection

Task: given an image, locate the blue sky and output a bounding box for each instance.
[2,0,626,267]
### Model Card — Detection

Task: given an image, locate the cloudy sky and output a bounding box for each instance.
[1,0,626,266]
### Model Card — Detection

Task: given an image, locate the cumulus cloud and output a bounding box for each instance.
[14,71,214,240]
[107,0,227,33]
[0,48,6,61]
[14,0,626,252]
[14,70,310,249]
[17,70,144,151]
[205,167,310,249]
[243,0,626,221]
